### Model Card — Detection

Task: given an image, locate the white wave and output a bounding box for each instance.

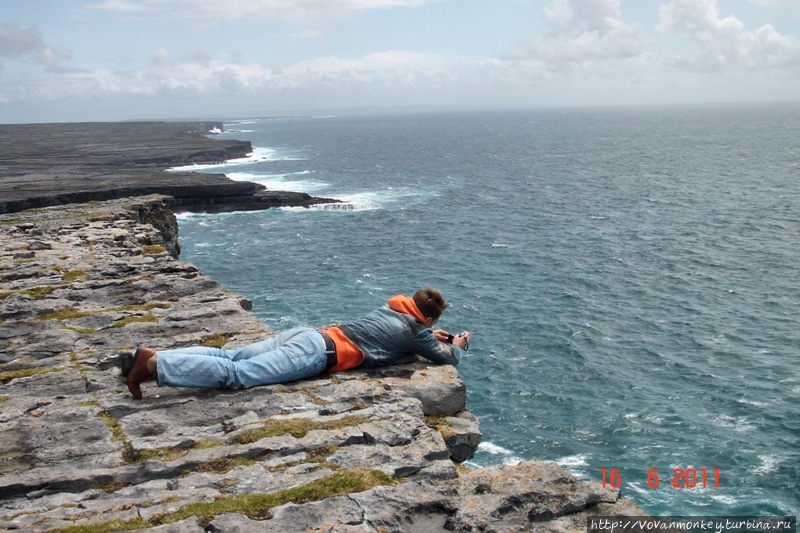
[312,202,377,212]
[478,441,514,455]
[175,212,198,221]
[334,187,424,209]
[166,147,304,172]
[555,454,590,469]
[755,454,781,474]
[294,190,390,212]
[477,441,524,465]
[226,171,329,195]
[737,398,769,408]
[624,481,649,495]
[708,493,742,506]
[712,413,756,433]
[643,414,664,425]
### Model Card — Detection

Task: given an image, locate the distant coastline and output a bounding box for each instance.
[0,121,338,215]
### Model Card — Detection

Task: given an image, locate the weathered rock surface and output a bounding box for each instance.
[0,121,338,214]
[0,197,646,531]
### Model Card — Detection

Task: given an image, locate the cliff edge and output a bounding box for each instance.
[0,197,645,531]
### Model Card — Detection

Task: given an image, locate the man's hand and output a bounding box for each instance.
[434,329,470,350]
[454,331,470,350]
[433,329,451,343]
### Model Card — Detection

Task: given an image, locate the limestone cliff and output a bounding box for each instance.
[0,196,646,531]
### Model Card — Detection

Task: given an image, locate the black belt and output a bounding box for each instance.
[320,331,338,371]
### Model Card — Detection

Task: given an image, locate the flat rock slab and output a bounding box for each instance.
[0,198,645,531]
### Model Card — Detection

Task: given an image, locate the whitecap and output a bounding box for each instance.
[331,189,411,210]
[624,481,649,495]
[737,398,769,408]
[643,414,664,425]
[312,202,377,212]
[555,454,590,468]
[166,147,304,172]
[754,455,780,474]
[709,413,756,433]
[226,171,329,194]
[477,441,514,455]
[708,493,741,505]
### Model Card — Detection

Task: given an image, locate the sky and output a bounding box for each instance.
[1,0,800,123]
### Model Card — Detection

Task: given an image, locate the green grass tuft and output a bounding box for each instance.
[51,468,394,532]
[36,307,92,321]
[0,367,65,385]
[232,415,370,445]
[142,244,166,254]
[109,314,157,328]
[21,286,61,299]
[200,333,230,348]
[62,270,88,282]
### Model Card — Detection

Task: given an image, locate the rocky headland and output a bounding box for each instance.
[0,121,338,215]
[0,122,645,531]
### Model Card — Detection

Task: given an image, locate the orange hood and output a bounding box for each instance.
[387,294,427,324]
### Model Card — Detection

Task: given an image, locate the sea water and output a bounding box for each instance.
[171,105,800,515]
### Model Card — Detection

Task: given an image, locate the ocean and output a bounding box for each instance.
[170,105,799,516]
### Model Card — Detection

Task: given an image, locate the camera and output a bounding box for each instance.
[445,332,469,350]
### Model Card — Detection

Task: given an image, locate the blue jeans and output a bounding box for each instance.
[156,327,328,389]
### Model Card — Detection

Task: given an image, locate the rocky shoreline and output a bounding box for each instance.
[0,121,339,215]
[0,122,646,531]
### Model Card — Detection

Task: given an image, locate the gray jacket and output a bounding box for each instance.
[340,305,463,368]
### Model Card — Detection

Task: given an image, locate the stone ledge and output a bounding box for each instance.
[0,197,645,531]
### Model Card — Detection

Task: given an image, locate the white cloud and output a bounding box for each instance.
[505,0,646,72]
[0,48,462,106]
[748,0,800,14]
[150,47,171,66]
[658,0,800,71]
[86,0,433,23]
[0,22,72,69]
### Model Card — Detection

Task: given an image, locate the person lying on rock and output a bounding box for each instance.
[124,286,470,400]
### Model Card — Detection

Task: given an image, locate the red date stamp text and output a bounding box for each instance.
[600,467,720,490]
